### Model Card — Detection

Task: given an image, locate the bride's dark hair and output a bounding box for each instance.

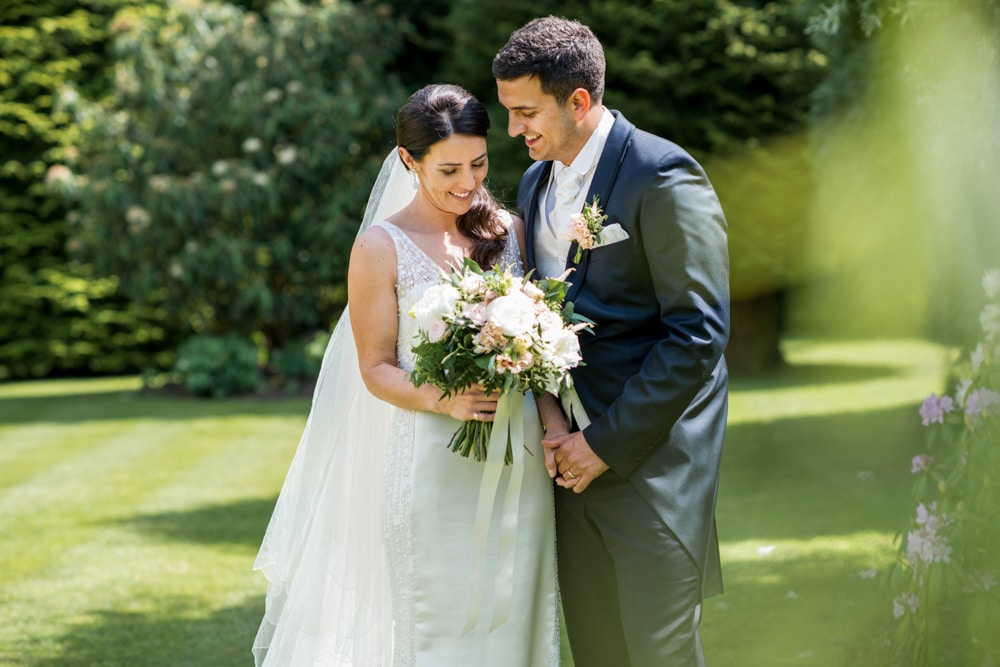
[395,84,508,268]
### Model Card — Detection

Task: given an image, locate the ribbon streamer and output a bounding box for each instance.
[461,392,526,635]
[563,385,592,429]
[489,394,524,630]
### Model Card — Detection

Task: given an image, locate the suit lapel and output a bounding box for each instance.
[521,161,553,273]
[564,111,636,303]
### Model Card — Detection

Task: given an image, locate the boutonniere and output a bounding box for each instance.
[565,195,608,264]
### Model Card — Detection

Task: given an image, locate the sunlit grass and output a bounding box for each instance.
[702,338,951,667]
[0,337,949,665]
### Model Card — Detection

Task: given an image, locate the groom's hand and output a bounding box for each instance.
[542,431,609,493]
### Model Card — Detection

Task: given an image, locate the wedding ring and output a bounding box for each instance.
[473,411,479,421]
[566,470,576,479]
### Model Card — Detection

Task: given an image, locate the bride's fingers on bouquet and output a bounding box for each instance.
[470,409,495,422]
[472,382,498,397]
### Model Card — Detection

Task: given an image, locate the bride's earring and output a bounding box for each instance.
[412,171,418,188]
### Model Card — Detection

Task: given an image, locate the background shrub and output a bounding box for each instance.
[173,333,262,398]
[61,0,408,353]
[0,0,179,380]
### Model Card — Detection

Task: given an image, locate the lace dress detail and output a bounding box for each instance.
[381,215,524,374]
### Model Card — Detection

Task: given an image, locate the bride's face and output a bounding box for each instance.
[409,134,488,217]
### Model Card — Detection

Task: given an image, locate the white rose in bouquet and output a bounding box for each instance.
[486,291,536,336]
[410,283,461,335]
[547,328,583,369]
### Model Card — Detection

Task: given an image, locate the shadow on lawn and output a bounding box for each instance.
[728,361,907,391]
[0,390,309,425]
[718,402,921,543]
[123,497,277,548]
[32,596,263,667]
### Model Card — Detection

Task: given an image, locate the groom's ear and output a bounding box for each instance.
[567,88,592,121]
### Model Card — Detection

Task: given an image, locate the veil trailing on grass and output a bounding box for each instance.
[253,148,417,666]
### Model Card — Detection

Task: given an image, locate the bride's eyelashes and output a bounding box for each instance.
[440,160,488,177]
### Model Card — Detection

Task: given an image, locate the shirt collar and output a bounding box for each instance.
[554,108,615,180]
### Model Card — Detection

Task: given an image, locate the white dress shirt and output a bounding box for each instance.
[534,109,616,279]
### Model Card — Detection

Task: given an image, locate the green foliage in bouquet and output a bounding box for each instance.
[891,269,1000,666]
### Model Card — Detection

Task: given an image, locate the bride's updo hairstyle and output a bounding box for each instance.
[396,84,508,268]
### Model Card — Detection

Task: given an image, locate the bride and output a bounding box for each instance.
[252,84,562,666]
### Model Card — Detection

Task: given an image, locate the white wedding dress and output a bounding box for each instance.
[377,218,558,666]
[253,205,558,666]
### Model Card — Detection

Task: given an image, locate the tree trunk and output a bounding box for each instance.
[726,292,785,375]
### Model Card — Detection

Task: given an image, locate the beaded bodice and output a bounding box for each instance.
[375,214,523,372]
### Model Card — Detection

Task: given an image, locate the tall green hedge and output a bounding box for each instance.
[0,0,177,380]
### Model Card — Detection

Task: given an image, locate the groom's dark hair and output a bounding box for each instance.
[492,16,605,105]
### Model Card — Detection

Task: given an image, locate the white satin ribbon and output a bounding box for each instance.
[461,392,526,635]
[563,385,592,429]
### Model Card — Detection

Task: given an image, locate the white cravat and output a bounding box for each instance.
[534,109,616,279]
[535,167,585,279]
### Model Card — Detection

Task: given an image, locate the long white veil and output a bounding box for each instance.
[253,148,417,666]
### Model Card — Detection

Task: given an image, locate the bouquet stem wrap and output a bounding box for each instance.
[461,392,526,635]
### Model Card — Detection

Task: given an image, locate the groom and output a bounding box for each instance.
[494,17,730,666]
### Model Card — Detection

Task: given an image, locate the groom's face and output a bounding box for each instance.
[497,75,581,165]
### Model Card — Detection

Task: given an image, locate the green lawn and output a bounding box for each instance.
[0,338,950,666]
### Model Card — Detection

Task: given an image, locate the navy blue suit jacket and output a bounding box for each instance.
[517,111,729,596]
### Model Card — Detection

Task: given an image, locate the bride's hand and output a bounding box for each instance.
[438,385,498,422]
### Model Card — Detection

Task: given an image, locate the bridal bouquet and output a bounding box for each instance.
[409,259,591,463]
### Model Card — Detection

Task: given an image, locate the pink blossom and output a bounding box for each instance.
[964,387,1000,422]
[461,302,488,326]
[566,213,597,250]
[521,280,544,300]
[910,454,933,474]
[472,321,507,354]
[906,502,952,564]
[984,268,1000,299]
[915,502,947,531]
[919,393,954,426]
[427,320,447,343]
[44,164,75,194]
[893,593,919,619]
[495,352,533,374]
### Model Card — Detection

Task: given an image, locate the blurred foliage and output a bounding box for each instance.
[795,0,1000,345]
[890,271,1000,666]
[379,0,451,90]
[60,0,407,351]
[267,328,328,393]
[0,265,175,380]
[434,0,827,300]
[0,0,180,380]
[173,333,263,397]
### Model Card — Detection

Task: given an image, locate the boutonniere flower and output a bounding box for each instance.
[566,195,608,264]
